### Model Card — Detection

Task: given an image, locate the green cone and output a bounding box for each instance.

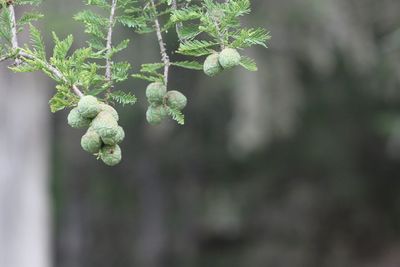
[218,48,241,69]
[67,107,92,128]
[91,111,119,144]
[81,129,102,154]
[166,90,187,110]
[78,95,101,118]
[146,82,167,104]
[146,105,168,125]
[99,103,119,121]
[100,144,122,166]
[204,53,223,76]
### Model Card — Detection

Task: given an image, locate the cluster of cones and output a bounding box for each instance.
[203,48,241,76]
[67,96,124,166]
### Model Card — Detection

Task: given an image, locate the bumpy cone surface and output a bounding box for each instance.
[203,53,223,76]
[81,129,102,154]
[101,125,125,145]
[99,103,119,121]
[146,105,168,125]
[166,90,187,110]
[91,111,119,144]
[146,82,167,104]
[67,107,92,128]
[218,48,241,69]
[114,126,125,144]
[100,144,122,166]
[78,95,101,118]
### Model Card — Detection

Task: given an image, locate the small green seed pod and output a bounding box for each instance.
[146,105,168,125]
[91,111,119,144]
[101,125,125,145]
[146,82,167,104]
[100,144,122,166]
[81,129,102,154]
[78,95,101,118]
[203,53,223,76]
[99,103,119,121]
[218,48,241,69]
[166,90,187,110]
[67,107,91,128]
[91,111,118,130]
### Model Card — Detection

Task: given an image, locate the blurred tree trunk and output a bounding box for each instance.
[0,69,51,267]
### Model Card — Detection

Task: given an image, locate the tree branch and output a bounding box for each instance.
[105,0,117,83]
[18,51,84,97]
[0,54,10,62]
[7,3,84,98]
[150,0,170,87]
[8,4,20,64]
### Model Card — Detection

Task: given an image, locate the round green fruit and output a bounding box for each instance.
[166,90,187,110]
[67,107,91,128]
[203,53,223,76]
[146,105,168,125]
[100,144,122,166]
[81,129,102,154]
[91,111,118,130]
[146,82,167,104]
[99,103,119,121]
[91,111,119,143]
[101,125,125,145]
[218,48,241,69]
[78,95,100,118]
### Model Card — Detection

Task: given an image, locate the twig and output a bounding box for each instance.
[210,13,225,50]
[105,0,117,83]
[17,51,84,97]
[0,54,10,62]
[8,4,21,64]
[150,0,170,87]
[7,3,84,98]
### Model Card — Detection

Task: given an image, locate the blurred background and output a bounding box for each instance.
[1,0,400,267]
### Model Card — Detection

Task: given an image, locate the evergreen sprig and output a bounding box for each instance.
[0,0,269,165]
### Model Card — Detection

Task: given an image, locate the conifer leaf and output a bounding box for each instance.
[239,56,257,71]
[109,90,137,106]
[172,60,203,70]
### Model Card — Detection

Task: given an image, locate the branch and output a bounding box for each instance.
[105,0,117,83]
[6,3,84,98]
[18,51,84,97]
[0,54,11,62]
[8,4,20,64]
[150,0,170,87]
[210,14,225,50]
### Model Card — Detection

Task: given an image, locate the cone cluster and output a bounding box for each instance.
[67,95,124,166]
[203,48,241,76]
[145,82,187,125]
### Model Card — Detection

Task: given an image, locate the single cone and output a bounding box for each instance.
[81,129,102,154]
[99,103,119,121]
[203,53,223,76]
[101,125,125,145]
[166,90,187,110]
[91,111,119,144]
[218,48,241,69]
[146,105,168,125]
[78,95,100,118]
[146,82,167,104]
[67,107,91,128]
[100,144,122,166]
